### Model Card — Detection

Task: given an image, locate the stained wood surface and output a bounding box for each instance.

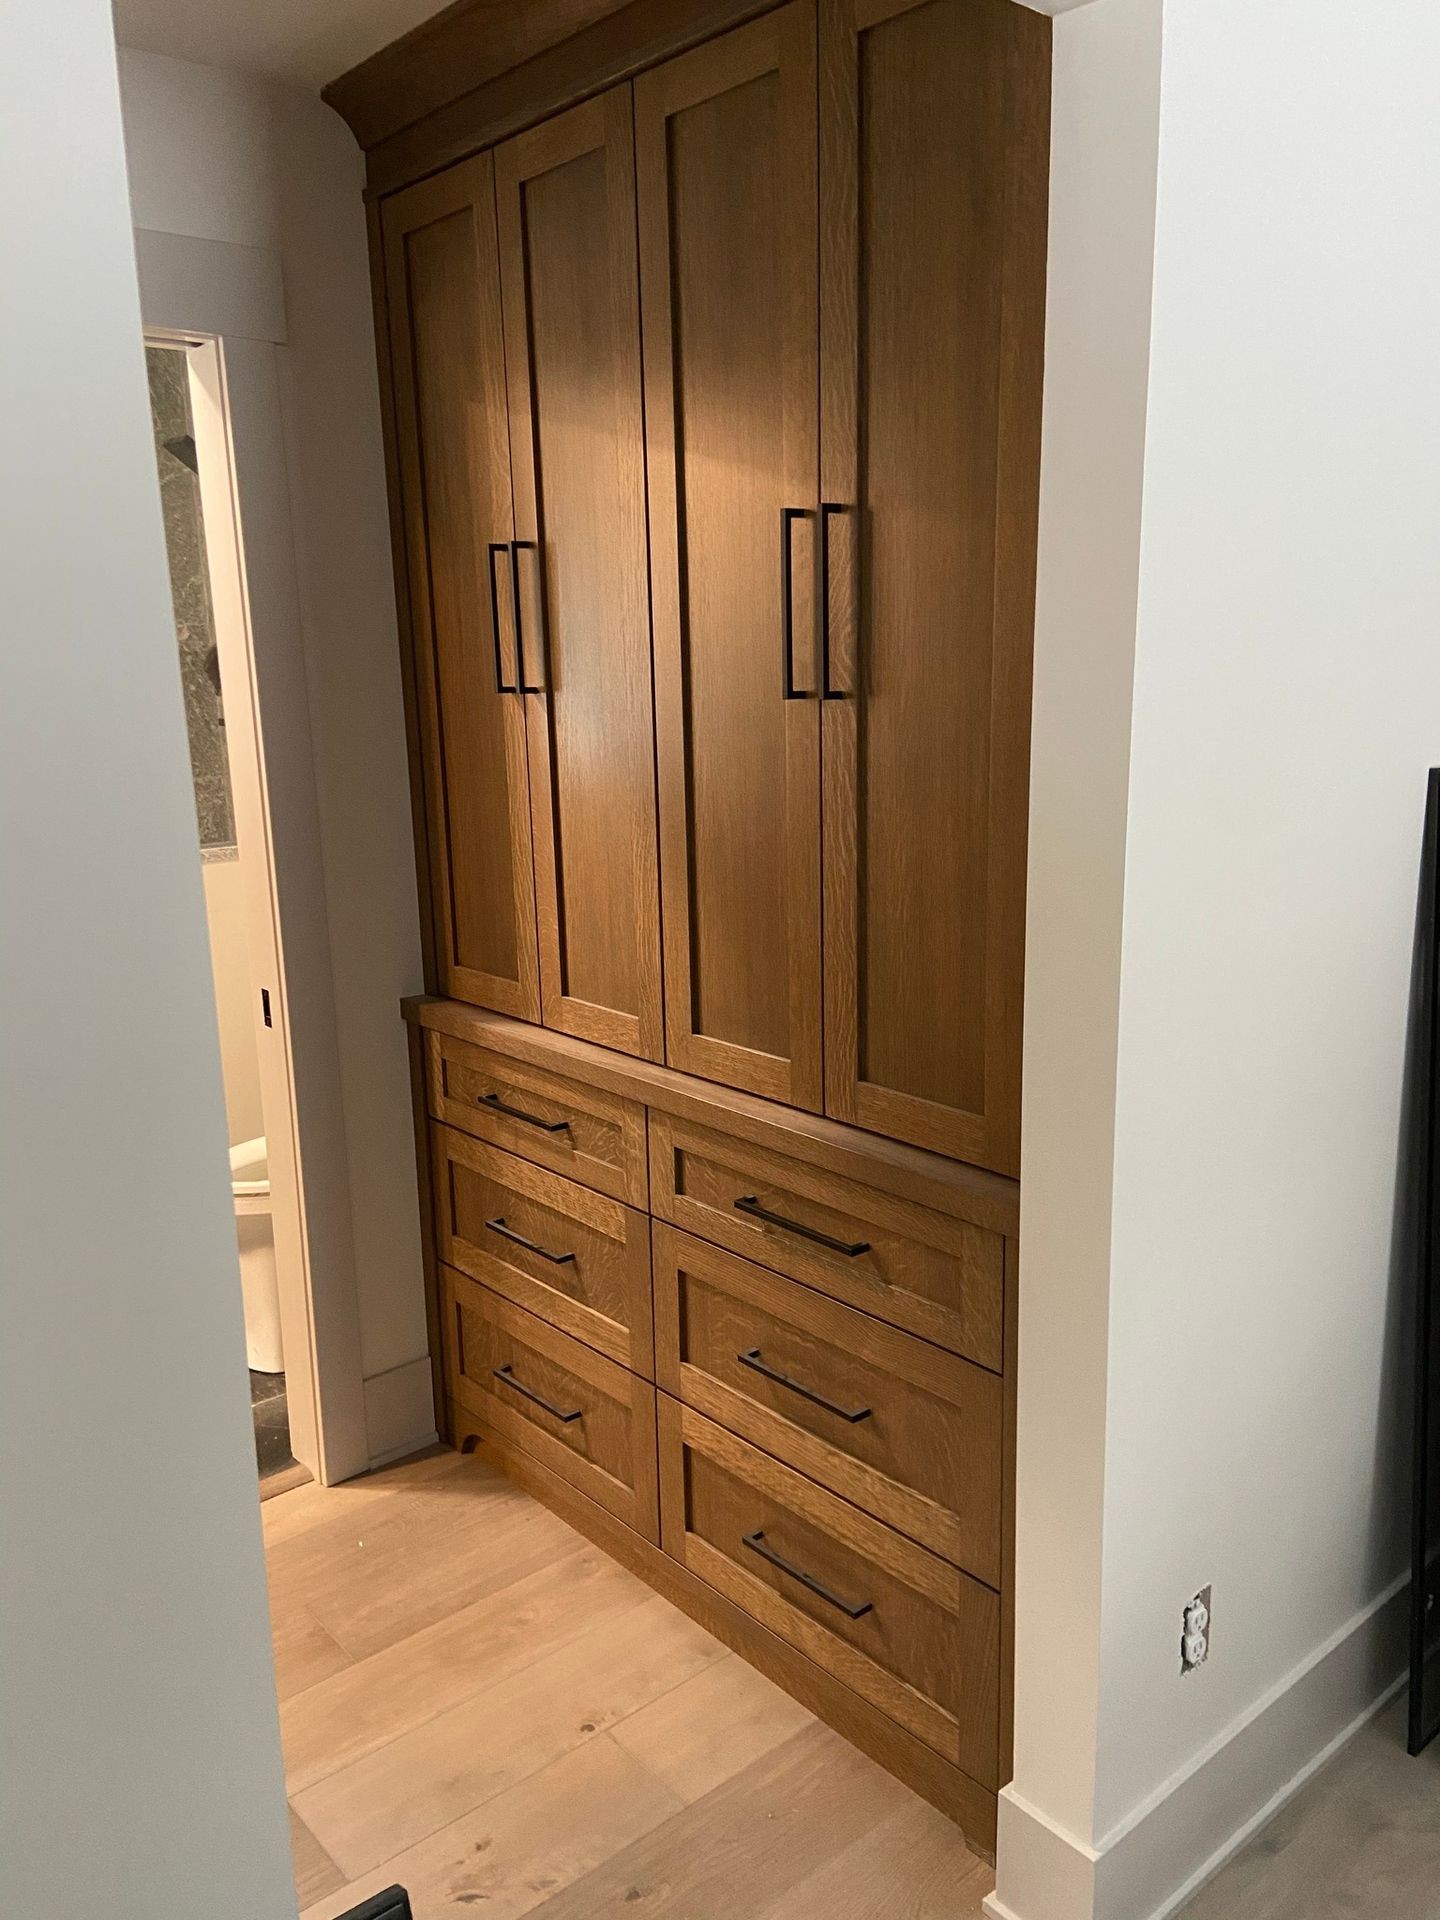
[269,1447,993,1917]
[653,1222,1003,1580]
[494,88,664,1063]
[428,1029,649,1205]
[650,1110,1005,1368]
[637,5,823,1109]
[444,1267,660,1537]
[406,997,1021,1236]
[819,0,1048,1176]
[380,156,541,1021]
[433,1123,654,1373]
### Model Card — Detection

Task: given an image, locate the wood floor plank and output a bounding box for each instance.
[753,1792,993,1918]
[609,1651,815,1803]
[271,1601,354,1704]
[282,1541,652,1792]
[263,1448,467,1549]
[290,1805,346,1909]
[298,1734,683,1920]
[522,1721,917,1919]
[293,1591,729,1878]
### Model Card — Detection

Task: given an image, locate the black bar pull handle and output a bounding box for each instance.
[487,541,518,693]
[818,502,847,698]
[484,1216,576,1265]
[737,1348,872,1423]
[742,1528,872,1619]
[477,1090,570,1134]
[511,540,544,692]
[733,1195,870,1258]
[780,506,812,700]
[492,1363,582,1423]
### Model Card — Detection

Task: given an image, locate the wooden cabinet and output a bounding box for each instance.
[381,156,539,1020]
[636,5,823,1111]
[362,0,1047,1856]
[494,92,665,1062]
[817,0,1046,1178]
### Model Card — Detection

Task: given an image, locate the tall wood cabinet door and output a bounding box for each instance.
[381,156,541,1021]
[494,90,665,1063]
[819,0,1049,1175]
[635,6,823,1111]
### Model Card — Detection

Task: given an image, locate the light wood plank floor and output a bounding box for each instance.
[267,1448,994,1920]
[1179,1693,1440,1920]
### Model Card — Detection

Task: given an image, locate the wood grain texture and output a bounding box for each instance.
[405,997,1021,1235]
[432,1120,654,1373]
[445,1268,661,1537]
[819,0,1049,1178]
[381,155,542,1022]
[636,5,823,1110]
[290,1807,346,1910]
[649,1110,1005,1368]
[653,1222,1003,1581]
[427,1028,649,1205]
[495,88,665,1063]
[356,0,788,196]
[661,1399,1001,1784]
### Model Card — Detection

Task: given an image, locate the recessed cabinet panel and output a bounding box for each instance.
[381,157,540,1019]
[636,7,822,1108]
[495,90,664,1062]
[820,0,1048,1174]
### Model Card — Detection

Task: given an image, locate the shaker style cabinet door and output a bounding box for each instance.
[494,90,665,1063]
[636,5,824,1111]
[381,155,541,1021]
[818,0,1048,1175]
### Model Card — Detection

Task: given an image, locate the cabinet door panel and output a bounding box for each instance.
[636,5,822,1109]
[382,156,540,1019]
[820,0,1048,1174]
[495,90,664,1062]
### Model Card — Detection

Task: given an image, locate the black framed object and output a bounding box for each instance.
[335,1891,411,1920]
[1409,769,1440,1754]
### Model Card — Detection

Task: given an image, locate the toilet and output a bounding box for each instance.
[230,1137,283,1374]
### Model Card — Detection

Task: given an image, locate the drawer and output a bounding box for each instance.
[427,1031,648,1206]
[649,1113,1003,1369]
[432,1123,653,1375]
[660,1400,998,1784]
[443,1266,659,1542]
[653,1225,1001,1583]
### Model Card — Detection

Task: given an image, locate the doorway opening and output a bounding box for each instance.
[145,332,312,1495]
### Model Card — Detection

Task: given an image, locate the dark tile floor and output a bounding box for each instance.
[251,1368,297,1482]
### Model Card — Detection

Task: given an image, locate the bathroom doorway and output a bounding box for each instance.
[145,335,310,1492]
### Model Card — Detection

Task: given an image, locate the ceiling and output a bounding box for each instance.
[111,0,450,91]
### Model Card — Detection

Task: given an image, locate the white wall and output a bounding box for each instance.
[999,2,1440,1916]
[118,48,433,1461]
[0,6,295,1915]
[204,855,265,1145]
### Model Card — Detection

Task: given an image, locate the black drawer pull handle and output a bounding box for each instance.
[733,1196,870,1258]
[737,1349,872,1423]
[742,1529,872,1620]
[780,506,813,700]
[477,1090,570,1133]
[492,1364,582,1423]
[484,1216,576,1265]
[818,501,847,699]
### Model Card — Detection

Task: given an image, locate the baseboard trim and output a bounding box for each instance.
[364,1355,439,1468]
[987,1572,1409,1920]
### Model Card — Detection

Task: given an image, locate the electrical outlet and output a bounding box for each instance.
[1181,1586,1211,1675]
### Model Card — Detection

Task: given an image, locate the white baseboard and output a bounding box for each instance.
[987,1573,1409,1920]
[363,1355,438,1468]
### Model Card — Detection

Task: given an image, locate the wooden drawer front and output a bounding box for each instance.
[660,1400,998,1784]
[653,1225,1001,1583]
[428,1031,648,1206]
[649,1114,1002,1369]
[433,1124,653,1375]
[443,1266,659,1541]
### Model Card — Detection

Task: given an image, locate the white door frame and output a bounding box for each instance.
[139,231,369,1485]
